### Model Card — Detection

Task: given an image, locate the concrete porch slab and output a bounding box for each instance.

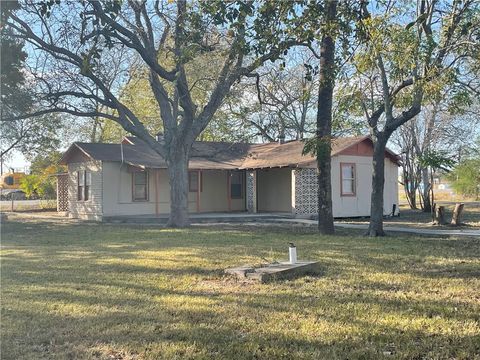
[103,212,294,224]
[225,261,320,283]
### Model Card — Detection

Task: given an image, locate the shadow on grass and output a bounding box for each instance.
[2,218,480,359]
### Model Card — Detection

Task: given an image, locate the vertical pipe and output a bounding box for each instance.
[155,169,159,217]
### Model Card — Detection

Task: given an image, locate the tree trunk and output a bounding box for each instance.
[433,205,445,225]
[451,203,464,226]
[367,135,388,236]
[315,0,337,235]
[166,147,190,227]
[421,167,432,212]
[403,178,417,210]
[430,169,435,222]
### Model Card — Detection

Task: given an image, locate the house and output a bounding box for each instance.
[57,135,399,221]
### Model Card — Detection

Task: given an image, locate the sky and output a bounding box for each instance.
[3,151,29,173]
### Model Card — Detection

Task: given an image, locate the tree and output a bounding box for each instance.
[0,114,62,160]
[241,50,318,142]
[449,159,480,200]
[5,1,300,227]
[449,139,480,200]
[314,0,337,234]
[295,0,362,235]
[1,1,65,162]
[20,150,65,199]
[418,149,455,221]
[0,0,32,120]
[348,0,479,236]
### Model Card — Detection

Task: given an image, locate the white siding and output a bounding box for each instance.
[331,155,398,217]
[102,162,170,216]
[101,164,247,216]
[68,161,103,221]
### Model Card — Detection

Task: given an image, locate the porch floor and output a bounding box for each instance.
[103,212,294,224]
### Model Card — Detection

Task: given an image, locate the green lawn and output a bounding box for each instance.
[1,216,479,359]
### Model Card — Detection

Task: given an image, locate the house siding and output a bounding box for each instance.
[198,170,246,212]
[67,161,103,221]
[102,162,170,216]
[101,164,247,217]
[293,155,399,218]
[257,168,292,212]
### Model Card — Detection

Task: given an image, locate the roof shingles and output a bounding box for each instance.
[61,136,397,170]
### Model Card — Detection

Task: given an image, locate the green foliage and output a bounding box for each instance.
[19,175,40,198]
[418,150,455,172]
[448,159,480,200]
[20,151,65,199]
[20,173,56,199]
[0,114,63,158]
[1,0,32,119]
[29,151,64,175]
[302,136,331,159]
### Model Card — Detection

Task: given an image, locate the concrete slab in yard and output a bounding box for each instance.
[225,261,320,283]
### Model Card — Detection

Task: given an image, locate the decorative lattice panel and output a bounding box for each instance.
[56,174,69,212]
[246,170,256,213]
[293,169,318,215]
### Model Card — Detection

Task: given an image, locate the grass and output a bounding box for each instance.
[1,215,480,359]
[340,203,480,229]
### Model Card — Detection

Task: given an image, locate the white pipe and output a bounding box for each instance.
[289,243,297,264]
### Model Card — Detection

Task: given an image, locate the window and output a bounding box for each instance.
[230,171,243,199]
[133,171,148,201]
[189,171,199,192]
[341,163,356,196]
[4,176,13,186]
[77,170,91,201]
[84,171,91,201]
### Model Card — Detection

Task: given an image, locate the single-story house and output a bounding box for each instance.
[57,135,399,221]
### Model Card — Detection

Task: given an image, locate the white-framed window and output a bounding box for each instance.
[340,163,356,196]
[133,171,148,201]
[77,170,91,201]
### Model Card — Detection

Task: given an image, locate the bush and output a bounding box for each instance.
[448,158,480,200]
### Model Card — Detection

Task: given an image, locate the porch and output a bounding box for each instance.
[102,211,294,224]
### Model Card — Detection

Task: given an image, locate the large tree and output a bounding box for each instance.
[350,0,480,236]
[5,0,301,227]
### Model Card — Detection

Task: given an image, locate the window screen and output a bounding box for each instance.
[133,171,148,201]
[341,164,355,196]
[230,171,243,199]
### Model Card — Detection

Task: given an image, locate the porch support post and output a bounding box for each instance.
[227,171,231,211]
[197,170,201,213]
[155,169,159,217]
[291,169,296,215]
[56,175,60,212]
[246,170,257,213]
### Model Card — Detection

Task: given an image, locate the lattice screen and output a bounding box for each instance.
[56,174,69,212]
